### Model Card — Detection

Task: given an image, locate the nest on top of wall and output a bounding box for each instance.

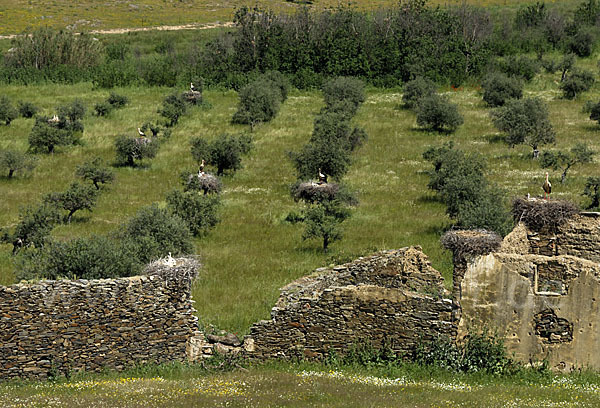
[292,182,340,203]
[441,229,502,262]
[512,197,579,232]
[144,256,201,284]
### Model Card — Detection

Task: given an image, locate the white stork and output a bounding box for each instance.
[137,127,145,137]
[49,114,59,123]
[542,172,552,199]
[198,159,205,176]
[318,168,327,184]
[190,82,195,92]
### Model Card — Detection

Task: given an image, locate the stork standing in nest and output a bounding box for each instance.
[318,168,327,184]
[542,172,552,199]
[198,159,205,176]
[190,82,195,92]
[137,127,145,137]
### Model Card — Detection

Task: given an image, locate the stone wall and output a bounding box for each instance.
[247,247,455,360]
[459,212,600,370]
[0,258,199,380]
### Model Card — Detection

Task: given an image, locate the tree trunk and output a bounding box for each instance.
[93,181,100,190]
[561,164,571,184]
[67,210,75,223]
[323,235,329,252]
[8,169,14,178]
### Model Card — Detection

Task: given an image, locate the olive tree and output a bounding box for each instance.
[75,157,114,189]
[0,150,37,178]
[540,143,595,183]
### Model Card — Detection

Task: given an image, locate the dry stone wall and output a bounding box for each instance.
[247,247,455,360]
[0,258,199,380]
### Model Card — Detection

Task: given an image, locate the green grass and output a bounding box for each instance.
[2,51,600,334]
[0,361,598,407]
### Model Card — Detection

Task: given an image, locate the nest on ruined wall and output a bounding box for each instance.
[185,173,221,194]
[144,256,201,283]
[441,229,502,261]
[512,198,579,232]
[293,182,340,203]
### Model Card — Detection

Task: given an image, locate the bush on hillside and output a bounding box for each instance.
[481,72,523,107]
[402,77,437,109]
[16,235,140,281]
[311,110,367,152]
[232,78,283,130]
[290,141,352,182]
[1,203,61,254]
[568,30,595,57]
[560,68,595,99]
[17,100,38,118]
[44,182,100,223]
[539,143,595,183]
[583,177,600,210]
[166,190,221,237]
[190,133,252,175]
[322,76,365,116]
[28,116,79,154]
[499,55,540,81]
[0,96,18,125]
[116,204,194,265]
[158,93,187,127]
[416,94,463,133]
[94,101,113,116]
[107,92,129,108]
[0,150,37,178]
[491,97,555,157]
[75,157,114,189]
[114,135,158,167]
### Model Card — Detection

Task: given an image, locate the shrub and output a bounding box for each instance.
[158,93,187,127]
[75,157,114,189]
[540,143,595,183]
[28,116,77,154]
[44,182,100,223]
[322,76,365,116]
[0,96,18,125]
[57,99,86,122]
[500,55,540,81]
[481,72,523,107]
[290,141,352,182]
[456,188,513,236]
[583,177,600,210]
[291,200,352,251]
[114,135,158,166]
[1,203,61,254]
[262,70,290,101]
[491,97,555,156]
[560,68,595,99]
[16,235,140,281]
[94,101,113,116]
[140,55,177,87]
[311,110,367,151]
[166,190,221,236]
[107,92,129,108]
[190,133,253,175]
[402,77,437,109]
[0,150,37,178]
[116,204,194,265]
[416,94,463,132]
[232,78,282,129]
[575,0,600,26]
[568,30,595,57]
[17,100,38,118]
[589,100,600,124]
[92,60,138,88]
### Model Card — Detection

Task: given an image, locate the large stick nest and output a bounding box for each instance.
[441,229,502,261]
[186,172,221,194]
[512,197,578,232]
[144,256,201,284]
[182,90,203,105]
[293,182,340,203]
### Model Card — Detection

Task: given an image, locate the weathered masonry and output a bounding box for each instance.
[0,259,199,379]
[458,212,600,370]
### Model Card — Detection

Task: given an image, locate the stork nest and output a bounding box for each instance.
[292,182,340,203]
[512,197,578,232]
[441,229,502,261]
[144,256,201,284]
[184,172,221,194]
[182,90,203,105]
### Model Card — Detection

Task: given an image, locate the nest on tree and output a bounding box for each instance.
[182,90,203,105]
[144,256,201,284]
[186,172,221,194]
[441,229,502,261]
[512,197,578,232]
[293,182,340,203]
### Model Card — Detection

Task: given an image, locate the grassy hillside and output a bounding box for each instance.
[1,50,599,333]
[0,0,577,36]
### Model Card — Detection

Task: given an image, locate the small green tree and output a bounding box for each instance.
[114,135,158,166]
[290,141,352,182]
[75,157,115,189]
[540,143,595,183]
[94,101,113,116]
[262,70,290,102]
[28,117,77,153]
[301,202,351,251]
[0,150,37,178]
[559,53,576,82]
[190,133,252,175]
[0,96,18,125]
[311,110,367,152]
[17,101,38,118]
[107,92,129,108]
[44,182,100,223]
[491,97,555,157]
[1,203,61,254]
[583,177,600,210]
[569,30,595,57]
[481,72,523,107]
[560,68,595,99]
[416,94,463,133]
[402,77,437,110]
[166,190,221,236]
[232,78,282,130]
[116,204,194,265]
[158,93,187,127]
[322,76,365,116]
